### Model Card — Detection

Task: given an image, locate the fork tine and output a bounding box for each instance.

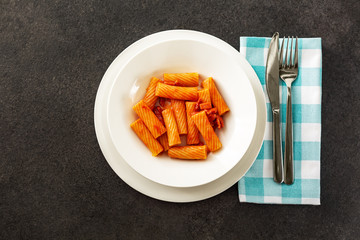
[279,36,285,67]
[294,36,298,68]
[285,36,289,68]
[289,36,294,67]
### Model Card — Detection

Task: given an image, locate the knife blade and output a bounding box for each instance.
[266,32,283,183]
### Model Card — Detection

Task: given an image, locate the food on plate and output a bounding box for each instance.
[191,111,222,152]
[205,107,224,129]
[163,72,199,87]
[132,100,167,138]
[200,102,212,110]
[202,77,230,115]
[162,108,182,147]
[143,77,161,109]
[130,119,163,156]
[155,82,198,101]
[131,73,229,159]
[168,145,208,160]
[171,99,187,135]
[152,107,170,151]
[185,101,200,145]
[157,133,170,152]
[198,89,211,104]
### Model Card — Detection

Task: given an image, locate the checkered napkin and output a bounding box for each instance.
[238,37,322,205]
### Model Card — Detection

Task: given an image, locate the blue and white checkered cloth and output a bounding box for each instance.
[238,37,322,205]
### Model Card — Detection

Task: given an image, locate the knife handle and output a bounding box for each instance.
[272,109,283,183]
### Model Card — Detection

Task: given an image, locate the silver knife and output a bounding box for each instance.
[266,32,283,183]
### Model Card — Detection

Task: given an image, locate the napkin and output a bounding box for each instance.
[238,37,322,205]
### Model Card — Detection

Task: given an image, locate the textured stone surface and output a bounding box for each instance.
[1,0,359,239]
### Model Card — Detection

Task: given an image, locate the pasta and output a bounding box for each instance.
[153,107,170,151]
[162,108,181,146]
[143,77,161,109]
[130,73,229,160]
[168,145,207,160]
[130,119,163,156]
[185,102,200,145]
[163,73,199,87]
[171,99,187,135]
[198,89,211,104]
[158,133,170,152]
[202,77,230,115]
[191,111,222,152]
[133,100,167,138]
[200,102,212,110]
[155,83,198,101]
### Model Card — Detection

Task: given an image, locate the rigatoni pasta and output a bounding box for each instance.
[191,111,222,152]
[133,100,167,139]
[131,73,229,160]
[168,145,207,160]
[185,102,200,145]
[163,73,199,87]
[143,77,161,109]
[171,99,187,135]
[198,89,211,104]
[130,119,163,156]
[162,108,181,147]
[202,77,229,115]
[158,133,170,152]
[200,102,212,110]
[155,83,198,101]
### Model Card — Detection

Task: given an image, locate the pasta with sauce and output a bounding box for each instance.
[130,73,229,159]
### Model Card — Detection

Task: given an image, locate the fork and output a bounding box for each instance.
[279,36,298,185]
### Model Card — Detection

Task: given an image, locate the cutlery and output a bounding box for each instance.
[266,32,283,183]
[279,36,299,185]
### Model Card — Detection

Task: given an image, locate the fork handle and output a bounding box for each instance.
[272,109,283,183]
[284,85,294,184]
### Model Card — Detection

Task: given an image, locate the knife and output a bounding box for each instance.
[266,32,283,183]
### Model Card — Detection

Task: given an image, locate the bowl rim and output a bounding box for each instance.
[104,29,260,188]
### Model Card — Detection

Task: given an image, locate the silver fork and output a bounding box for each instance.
[279,36,298,185]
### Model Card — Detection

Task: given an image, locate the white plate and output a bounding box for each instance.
[94,30,266,202]
[106,31,257,188]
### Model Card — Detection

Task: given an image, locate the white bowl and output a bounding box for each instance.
[106,30,258,188]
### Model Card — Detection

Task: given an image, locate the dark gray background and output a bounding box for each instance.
[1,0,359,239]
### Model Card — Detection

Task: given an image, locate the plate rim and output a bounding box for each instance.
[105,33,258,188]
